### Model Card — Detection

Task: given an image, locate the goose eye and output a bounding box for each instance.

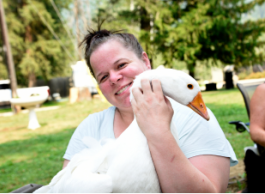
[187,84,193,89]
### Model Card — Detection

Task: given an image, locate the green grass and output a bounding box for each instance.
[202,89,253,159]
[0,129,73,192]
[0,99,110,192]
[0,100,67,114]
[0,89,252,192]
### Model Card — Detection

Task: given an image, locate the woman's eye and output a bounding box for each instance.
[100,75,108,82]
[118,63,126,68]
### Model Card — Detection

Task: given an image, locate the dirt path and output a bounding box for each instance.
[230,160,245,178]
[227,160,246,192]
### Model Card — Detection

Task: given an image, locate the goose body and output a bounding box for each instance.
[34,68,209,193]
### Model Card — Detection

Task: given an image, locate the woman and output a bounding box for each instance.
[250,83,265,148]
[240,83,265,193]
[63,29,238,192]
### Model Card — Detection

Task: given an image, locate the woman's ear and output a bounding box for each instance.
[142,52,152,70]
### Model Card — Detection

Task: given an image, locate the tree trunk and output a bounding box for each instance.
[188,61,196,78]
[0,0,21,113]
[140,7,150,31]
[25,24,36,87]
[28,72,36,87]
[74,0,82,60]
[189,70,195,78]
[25,25,32,42]
[139,7,153,68]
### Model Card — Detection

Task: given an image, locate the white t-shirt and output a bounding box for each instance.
[63,100,238,166]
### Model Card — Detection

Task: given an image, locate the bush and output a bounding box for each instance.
[245,71,265,79]
[238,71,265,80]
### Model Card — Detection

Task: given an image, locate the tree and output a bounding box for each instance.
[90,0,212,76]
[153,0,265,77]
[154,1,212,77]
[197,0,265,69]
[2,0,75,87]
[95,0,265,78]
[92,0,168,68]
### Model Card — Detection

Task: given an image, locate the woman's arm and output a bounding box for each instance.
[148,131,230,192]
[250,84,265,147]
[131,79,230,192]
[63,159,70,169]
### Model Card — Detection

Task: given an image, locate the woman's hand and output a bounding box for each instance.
[131,79,174,140]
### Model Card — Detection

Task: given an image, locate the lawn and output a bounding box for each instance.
[0,89,252,192]
[203,89,252,159]
[0,99,111,192]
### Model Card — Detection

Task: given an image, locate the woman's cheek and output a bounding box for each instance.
[125,66,147,78]
[99,83,111,96]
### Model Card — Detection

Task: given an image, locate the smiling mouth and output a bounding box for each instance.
[115,82,133,95]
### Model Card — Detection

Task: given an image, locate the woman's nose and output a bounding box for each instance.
[109,72,122,85]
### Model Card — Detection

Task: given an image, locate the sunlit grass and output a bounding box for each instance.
[0,99,110,144]
[0,129,74,192]
[0,99,110,192]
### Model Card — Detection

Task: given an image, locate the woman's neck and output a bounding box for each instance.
[113,107,134,138]
[117,107,134,121]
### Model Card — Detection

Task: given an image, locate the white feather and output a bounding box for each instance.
[34,68,201,193]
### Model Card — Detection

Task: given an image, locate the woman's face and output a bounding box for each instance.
[90,40,151,110]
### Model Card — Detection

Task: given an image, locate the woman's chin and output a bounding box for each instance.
[116,99,132,110]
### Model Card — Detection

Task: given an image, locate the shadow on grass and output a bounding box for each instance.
[42,100,68,108]
[0,127,75,193]
[202,87,238,92]
[0,107,12,114]
[39,122,48,127]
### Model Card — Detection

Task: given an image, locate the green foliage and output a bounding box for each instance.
[154,2,212,76]
[198,0,265,67]
[239,70,265,79]
[93,0,265,77]
[0,63,8,80]
[1,0,75,87]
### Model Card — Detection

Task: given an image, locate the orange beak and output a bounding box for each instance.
[187,92,210,121]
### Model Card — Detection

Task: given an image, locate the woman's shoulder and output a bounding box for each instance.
[74,106,116,138]
[79,106,116,124]
[256,83,265,93]
[79,105,115,127]
[87,106,116,121]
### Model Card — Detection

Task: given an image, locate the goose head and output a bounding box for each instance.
[130,68,210,121]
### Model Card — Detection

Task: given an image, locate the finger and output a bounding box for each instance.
[131,87,143,102]
[164,96,172,107]
[141,79,153,96]
[152,79,164,97]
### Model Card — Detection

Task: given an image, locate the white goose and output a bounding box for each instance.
[34,68,210,193]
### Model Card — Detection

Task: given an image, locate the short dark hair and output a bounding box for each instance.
[80,28,144,78]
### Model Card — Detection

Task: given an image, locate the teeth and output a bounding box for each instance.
[116,84,131,95]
